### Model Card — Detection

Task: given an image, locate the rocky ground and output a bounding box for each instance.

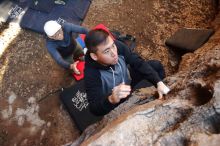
[0,0,219,146]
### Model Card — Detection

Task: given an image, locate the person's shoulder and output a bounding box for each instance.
[61,22,69,31]
[115,40,128,50]
[115,40,129,56]
[114,40,123,47]
[85,57,100,77]
[84,66,101,87]
[63,22,79,29]
[62,22,70,27]
[85,62,98,75]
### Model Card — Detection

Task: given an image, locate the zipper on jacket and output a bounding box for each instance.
[109,67,115,89]
[110,62,125,90]
[118,62,125,83]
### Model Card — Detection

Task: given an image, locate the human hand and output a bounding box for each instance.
[108,83,131,104]
[157,81,170,100]
[70,61,80,75]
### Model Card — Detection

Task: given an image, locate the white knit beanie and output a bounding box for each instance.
[44,20,61,37]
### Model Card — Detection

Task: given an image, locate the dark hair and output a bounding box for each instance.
[85,29,109,53]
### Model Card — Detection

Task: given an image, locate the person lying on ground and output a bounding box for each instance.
[84,29,170,116]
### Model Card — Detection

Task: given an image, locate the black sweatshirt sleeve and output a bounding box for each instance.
[84,66,118,116]
[116,40,161,86]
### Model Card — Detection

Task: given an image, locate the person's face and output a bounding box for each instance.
[49,28,64,40]
[90,36,118,66]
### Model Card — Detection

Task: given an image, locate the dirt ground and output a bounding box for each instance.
[0,0,218,146]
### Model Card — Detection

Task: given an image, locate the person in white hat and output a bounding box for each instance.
[44,20,88,74]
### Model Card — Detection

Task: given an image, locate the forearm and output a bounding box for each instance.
[56,57,71,69]
[68,23,89,34]
[48,49,70,69]
[139,61,162,86]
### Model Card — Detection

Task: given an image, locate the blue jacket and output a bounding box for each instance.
[46,22,88,69]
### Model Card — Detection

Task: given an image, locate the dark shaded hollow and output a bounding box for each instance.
[168,47,191,73]
[190,85,213,106]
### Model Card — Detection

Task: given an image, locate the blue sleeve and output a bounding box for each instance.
[47,43,70,69]
[64,23,89,34]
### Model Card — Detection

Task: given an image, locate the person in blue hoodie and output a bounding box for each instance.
[44,20,88,74]
[84,29,170,116]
